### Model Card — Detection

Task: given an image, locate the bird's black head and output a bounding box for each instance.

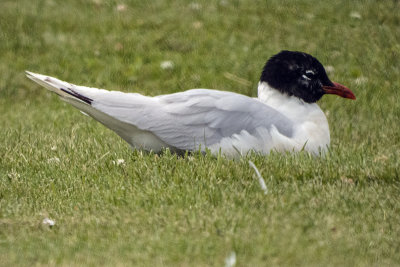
[260,50,355,103]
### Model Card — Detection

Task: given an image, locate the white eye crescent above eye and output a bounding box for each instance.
[302,70,315,80]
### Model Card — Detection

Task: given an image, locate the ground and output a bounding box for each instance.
[0,0,399,266]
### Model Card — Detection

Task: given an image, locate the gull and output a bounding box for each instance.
[26,50,355,157]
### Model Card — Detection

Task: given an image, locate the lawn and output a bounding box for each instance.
[1,0,400,266]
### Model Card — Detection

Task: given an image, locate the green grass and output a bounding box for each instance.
[1,0,400,266]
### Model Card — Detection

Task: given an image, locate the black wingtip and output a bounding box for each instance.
[60,88,93,105]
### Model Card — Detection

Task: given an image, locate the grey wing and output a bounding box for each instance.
[94,89,294,151]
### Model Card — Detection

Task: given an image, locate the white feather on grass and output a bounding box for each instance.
[248,160,268,195]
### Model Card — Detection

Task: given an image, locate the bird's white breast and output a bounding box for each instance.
[256,82,330,154]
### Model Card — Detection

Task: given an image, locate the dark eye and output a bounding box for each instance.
[302,70,316,80]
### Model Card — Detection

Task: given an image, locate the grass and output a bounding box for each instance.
[1,0,400,266]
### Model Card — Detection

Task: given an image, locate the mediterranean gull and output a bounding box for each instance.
[26,50,356,157]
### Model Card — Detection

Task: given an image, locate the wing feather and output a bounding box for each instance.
[93,89,294,151]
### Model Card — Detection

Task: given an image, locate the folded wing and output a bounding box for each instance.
[26,72,294,152]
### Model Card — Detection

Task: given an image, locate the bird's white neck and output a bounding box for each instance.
[257,81,317,121]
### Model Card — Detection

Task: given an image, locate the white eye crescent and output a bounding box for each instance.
[306,70,315,75]
[302,70,315,80]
